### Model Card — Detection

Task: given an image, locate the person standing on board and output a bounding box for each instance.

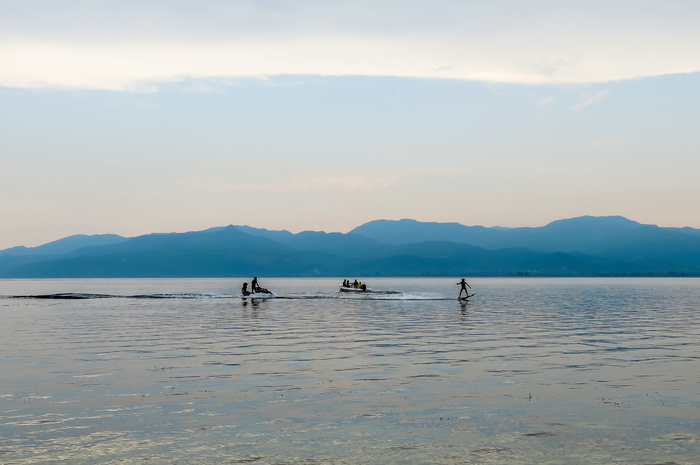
[457,278,471,297]
[251,277,259,293]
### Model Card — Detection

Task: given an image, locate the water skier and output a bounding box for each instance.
[457,278,471,298]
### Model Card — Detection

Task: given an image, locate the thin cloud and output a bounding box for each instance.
[182,173,399,194]
[573,91,611,111]
[2,1,700,91]
[537,96,555,107]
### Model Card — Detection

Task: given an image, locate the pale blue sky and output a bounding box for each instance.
[2,1,700,249]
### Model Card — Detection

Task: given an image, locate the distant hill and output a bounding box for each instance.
[1,216,699,278]
[349,219,487,246]
[0,234,127,257]
[0,234,129,276]
[2,227,326,278]
[235,226,384,258]
[351,215,700,256]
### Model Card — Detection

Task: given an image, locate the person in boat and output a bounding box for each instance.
[241,282,251,296]
[353,279,359,287]
[359,283,367,291]
[457,278,471,297]
[249,277,272,294]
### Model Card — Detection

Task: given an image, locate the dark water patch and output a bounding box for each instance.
[10,292,226,300]
[12,293,116,299]
[471,447,511,455]
[8,292,450,301]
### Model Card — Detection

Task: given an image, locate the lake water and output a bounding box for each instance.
[1,277,699,464]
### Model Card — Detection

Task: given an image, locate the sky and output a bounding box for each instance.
[2,0,700,249]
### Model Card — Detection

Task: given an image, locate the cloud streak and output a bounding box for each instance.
[182,173,400,194]
[2,0,700,91]
[573,91,611,111]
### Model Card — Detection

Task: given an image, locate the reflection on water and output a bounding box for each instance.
[1,277,699,464]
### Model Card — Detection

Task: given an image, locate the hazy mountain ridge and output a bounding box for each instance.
[0,234,128,257]
[1,216,699,278]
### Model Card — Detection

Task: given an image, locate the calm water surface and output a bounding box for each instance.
[1,277,699,464]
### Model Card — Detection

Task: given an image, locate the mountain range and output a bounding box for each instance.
[1,216,699,278]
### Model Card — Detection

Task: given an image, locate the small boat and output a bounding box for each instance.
[241,281,275,298]
[339,283,369,292]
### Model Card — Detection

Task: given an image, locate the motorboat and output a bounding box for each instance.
[339,282,369,292]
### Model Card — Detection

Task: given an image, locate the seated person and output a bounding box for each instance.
[241,282,251,296]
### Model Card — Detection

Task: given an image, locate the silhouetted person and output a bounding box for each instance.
[457,278,471,297]
[242,282,251,296]
[251,277,259,293]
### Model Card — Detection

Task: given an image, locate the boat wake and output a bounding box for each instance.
[6,292,455,301]
[281,293,450,301]
[241,292,277,299]
[9,292,230,300]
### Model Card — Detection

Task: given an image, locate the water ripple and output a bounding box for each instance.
[1,277,699,464]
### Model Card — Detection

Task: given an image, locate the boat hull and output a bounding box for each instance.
[339,287,368,293]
